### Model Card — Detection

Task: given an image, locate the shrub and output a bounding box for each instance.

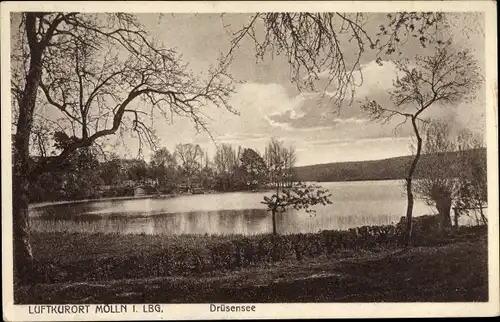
[31,219,486,283]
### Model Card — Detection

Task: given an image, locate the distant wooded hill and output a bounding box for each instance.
[293,148,487,182]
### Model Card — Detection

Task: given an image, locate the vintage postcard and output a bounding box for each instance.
[1,1,499,320]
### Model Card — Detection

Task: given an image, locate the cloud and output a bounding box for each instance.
[225,68,401,134]
[353,60,400,99]
[267,109,370,130]
[229,82,306,116]
[265,60,401,131]
[332,117,370,124]
[227,82,331,131]
[264,115,294,131]
[334,61,402,97]
[308,135,412,147]
[267,109,330,129]
[215,132,269,144]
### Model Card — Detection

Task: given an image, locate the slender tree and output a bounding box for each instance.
[264,138,285,188]
[174,143,204,190]
[282,145,297,188]
[262,182,332,235]
[213,143,239,190]
[361,44,482,245]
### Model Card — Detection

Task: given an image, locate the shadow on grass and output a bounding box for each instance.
[16,235,488,304]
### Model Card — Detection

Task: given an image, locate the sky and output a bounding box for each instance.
[29,12,487,167]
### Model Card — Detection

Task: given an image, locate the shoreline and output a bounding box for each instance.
[28,179,407,208]
[28,188,277,209]
[29,194,176,209]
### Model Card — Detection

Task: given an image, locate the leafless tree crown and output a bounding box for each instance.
[11,13,236,175]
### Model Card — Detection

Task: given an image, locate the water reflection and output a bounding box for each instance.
[31,209,273,235]
[29,180,481,236]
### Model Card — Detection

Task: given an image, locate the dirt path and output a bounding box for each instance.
[16,238,488,304]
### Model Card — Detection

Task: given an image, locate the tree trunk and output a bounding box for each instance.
[13,13,44,284]
[436,195,452,233]
[13,78,39,283]
[272,181,279,235]
[405,178,414,246]
[478,203,488,226]
[453,208,460,231]
[272,209,277,235]
[405,116,423,247]
[13,157,34,285]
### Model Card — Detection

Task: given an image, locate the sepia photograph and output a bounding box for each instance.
[1,1,498,320]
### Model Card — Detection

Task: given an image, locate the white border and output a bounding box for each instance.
[1,1,498,320]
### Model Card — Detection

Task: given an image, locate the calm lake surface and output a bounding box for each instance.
[29,180,469,235]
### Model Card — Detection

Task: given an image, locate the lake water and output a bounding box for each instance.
[29,180,475,236]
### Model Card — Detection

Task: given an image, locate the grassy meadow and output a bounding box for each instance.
[16,218,488,304]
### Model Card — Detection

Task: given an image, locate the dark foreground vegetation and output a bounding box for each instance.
[16,217,488,304]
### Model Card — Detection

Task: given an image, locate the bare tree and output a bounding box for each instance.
[262,138,303,233]
[361,44,482,246]
[282,145,297,187]
[263,138,297,188]
[214,144,238,174]
[174,143,204,190]
[413,121,487,230]
[150,147,177,191]
[227,12,448,105]
[263,138,286,188]
[11,13,234,283]
[413,120,459,232]
[262,182,332,235]
[213,143,238,190]
[455,130,487,226]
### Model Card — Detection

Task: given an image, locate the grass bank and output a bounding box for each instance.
[16,223,488,303]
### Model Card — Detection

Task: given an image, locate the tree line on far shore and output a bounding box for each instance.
[28,137,297,202]
[29,119,488,236]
